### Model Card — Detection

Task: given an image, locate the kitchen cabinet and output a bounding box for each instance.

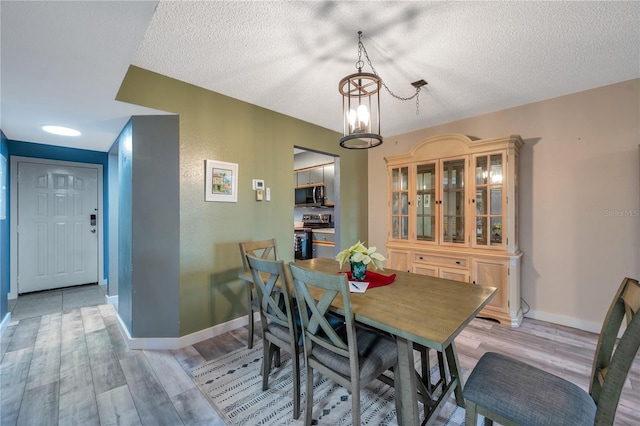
[296,166,324,187]
[385,134,523,327]
[294,162,336,206]
[323,164,335,205]
[312,230,335,259]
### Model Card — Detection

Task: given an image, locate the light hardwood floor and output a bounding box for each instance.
[1,293,639,425]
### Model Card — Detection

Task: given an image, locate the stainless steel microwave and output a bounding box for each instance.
[295,185,325,207]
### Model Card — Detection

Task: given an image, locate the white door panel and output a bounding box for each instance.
[18,161,99,293]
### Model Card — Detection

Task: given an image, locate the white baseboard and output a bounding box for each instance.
[115,311,260,350]
[105,294,118,310]
[0,312,12,337]
[524,309,601,334]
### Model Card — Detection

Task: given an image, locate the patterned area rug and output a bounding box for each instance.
[191,341,469,425]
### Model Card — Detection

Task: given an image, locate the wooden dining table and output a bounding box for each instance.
[293,257,497,426]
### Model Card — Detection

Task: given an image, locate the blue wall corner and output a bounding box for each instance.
[0,131,9,322]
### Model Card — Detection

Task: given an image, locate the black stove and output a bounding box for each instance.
[302,214,332,229]
[294,214,332,260]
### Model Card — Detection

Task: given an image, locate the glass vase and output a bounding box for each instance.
[350,261,367,281]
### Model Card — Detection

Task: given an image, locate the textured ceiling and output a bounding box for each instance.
[2,1,639,152]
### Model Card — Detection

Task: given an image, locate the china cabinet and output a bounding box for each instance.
[386,134,523,326]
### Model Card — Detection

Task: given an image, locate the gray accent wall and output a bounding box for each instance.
[116,115,180,338]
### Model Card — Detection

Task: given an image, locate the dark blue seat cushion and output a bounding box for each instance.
[293,307,344,345]
[464,352,596,426]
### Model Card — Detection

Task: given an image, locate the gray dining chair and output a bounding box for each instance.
[289,263,399,426]
[464,277,640,426]
[246,255,301,419]
[238,238,279,349]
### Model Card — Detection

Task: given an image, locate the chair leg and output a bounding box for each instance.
[262,341,272,391]
[292,350,301,419]
[351,388,361,426]
[394,371,404,426]
[245,282,254,349]
[465,400,479,426]
[273,346,281,368]
[305,363,314,426]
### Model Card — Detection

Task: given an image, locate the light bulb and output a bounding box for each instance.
[357,104,370,126]
[347,109,358,133]
[348,109,357,126]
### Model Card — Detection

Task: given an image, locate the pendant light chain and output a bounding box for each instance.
[356,32,421,115]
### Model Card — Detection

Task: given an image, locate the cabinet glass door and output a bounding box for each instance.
[390,166,409,240]
[416,163,436,241]
[474,153,504,247]
[441,159,465,244]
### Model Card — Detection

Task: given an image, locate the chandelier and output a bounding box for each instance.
[339,31,426,149]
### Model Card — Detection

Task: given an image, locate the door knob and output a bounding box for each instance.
[90,229,96,233]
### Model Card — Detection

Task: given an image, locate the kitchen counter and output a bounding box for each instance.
[311,228,334,234]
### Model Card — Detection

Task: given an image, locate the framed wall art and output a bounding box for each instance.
[205,159,238,202]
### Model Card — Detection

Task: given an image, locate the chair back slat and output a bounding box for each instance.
[290,263,399,425]
[239,238,279,272]
[590,277,640,425]
[290,264,354,355]
[247,255,296,337]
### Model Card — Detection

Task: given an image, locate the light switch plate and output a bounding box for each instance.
[256,189,264,201]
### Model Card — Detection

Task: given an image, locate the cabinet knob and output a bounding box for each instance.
[456,261,461,264]
[419,256,424,260]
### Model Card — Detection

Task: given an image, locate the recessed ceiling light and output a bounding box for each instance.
[42,125,81,136]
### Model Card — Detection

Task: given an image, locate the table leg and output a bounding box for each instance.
[395,336,419,425]
[444,341,465,407]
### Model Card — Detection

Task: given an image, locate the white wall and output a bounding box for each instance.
[368,79,640,333]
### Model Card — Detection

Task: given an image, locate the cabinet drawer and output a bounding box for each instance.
[413,253,468,269]
[312,232,335,243]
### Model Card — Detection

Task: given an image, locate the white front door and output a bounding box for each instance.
[17,160,99,293]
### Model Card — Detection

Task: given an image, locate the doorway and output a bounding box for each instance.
[293,147,340,257]
[10,157,103,298]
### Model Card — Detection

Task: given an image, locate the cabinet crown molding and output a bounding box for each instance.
[385,133,523,165]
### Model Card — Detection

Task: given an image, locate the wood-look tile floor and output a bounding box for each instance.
[1,292,639,425]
